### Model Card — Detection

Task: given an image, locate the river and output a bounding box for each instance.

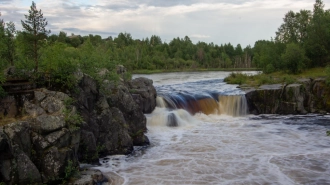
[96,71,330,185]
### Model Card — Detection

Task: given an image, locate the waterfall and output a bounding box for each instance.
[218,95,248,116]
[156,94,248,117]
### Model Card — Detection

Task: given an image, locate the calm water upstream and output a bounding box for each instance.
[95,71,330,185]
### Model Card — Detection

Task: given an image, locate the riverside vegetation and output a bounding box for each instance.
[1,0,330,184]
[2,1,330,94]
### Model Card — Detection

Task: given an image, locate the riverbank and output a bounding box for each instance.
[224,67,328,87]
[132,68,259,74]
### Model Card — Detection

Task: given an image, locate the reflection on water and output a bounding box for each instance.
[95,72,330,185]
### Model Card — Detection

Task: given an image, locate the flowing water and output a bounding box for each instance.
[96,71,330,185]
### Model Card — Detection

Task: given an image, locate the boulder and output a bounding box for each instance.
[24,101,45,117]
[279,84,307,114]
[0,129,13,160]
[3,122,31,157]
[0,126,42,184]
[245,84,284,114]
[104,81,148,146]
[15,147,42,184]
[97,108,133,155]
[31,114,66,134]
[40,146,75,182]
[311,78,330,113]
[128,77,157,114]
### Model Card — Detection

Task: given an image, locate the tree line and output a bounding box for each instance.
[254,0,330,74]
[1,0,330,94]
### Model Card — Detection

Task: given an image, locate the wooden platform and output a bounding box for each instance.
[1,78,36,95]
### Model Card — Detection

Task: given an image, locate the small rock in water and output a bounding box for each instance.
[167,113,178,127]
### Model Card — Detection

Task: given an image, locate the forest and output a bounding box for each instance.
[1,0,330,94]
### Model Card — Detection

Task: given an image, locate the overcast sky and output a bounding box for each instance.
[1,0,330,47]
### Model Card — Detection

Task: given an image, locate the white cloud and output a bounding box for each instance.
[191,34,211,39]
[2,0,330,46]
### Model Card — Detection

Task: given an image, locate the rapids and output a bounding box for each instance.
[95,71,330,185]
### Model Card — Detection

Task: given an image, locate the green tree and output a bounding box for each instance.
[0,13,16,67]
[304,0,330,66]
[0,12,6,67]
[39,42,77,89]
[275,10,311,44]
[70,36,81,48]
[281,43,308,74]
[0,13,6,97]
[21,1,50,71]
[253,40,285,73]
[57,31,67,43]
[3,22,16,66]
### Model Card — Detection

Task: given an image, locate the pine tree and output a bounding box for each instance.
[21,1,50,72]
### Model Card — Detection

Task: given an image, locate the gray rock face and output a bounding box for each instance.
[128,77,157,114]
[24,101,45,117]
[0,89,81,184]
[104,82,148,146]
[245,84,284,114]
[32,114,66,134]
[0,70,157,183]
[245,79,330,114]
[3,122,31,157]
[0,129,13,160]
[76,74,154,162]
[97,108,133,155]
[15,147,42,184]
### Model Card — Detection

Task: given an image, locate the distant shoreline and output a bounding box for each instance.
[132,68,260,74]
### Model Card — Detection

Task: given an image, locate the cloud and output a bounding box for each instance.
[0,0,13,4]
[2,0,330,47]
[61,27,118,36]
[191,34,211,39]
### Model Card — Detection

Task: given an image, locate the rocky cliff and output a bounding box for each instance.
[0,89,80,184]
[244,78,330,114]
[0,72,157,184]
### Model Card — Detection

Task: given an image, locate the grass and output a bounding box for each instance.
[0,115,30,126]
[132,68,260,74]
[224,67,327,87]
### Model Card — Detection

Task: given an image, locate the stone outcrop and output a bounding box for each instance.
[0,89,80,184]
[75,74,155,163]
[244,78,330,114]
[0,69,157,183]
[76,75,133,163]
[128,77,157,114]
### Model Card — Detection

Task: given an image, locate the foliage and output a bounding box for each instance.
[257,0,330,74]
[253,40,285,74]
[2,0,330,91]
[38,42,77,90]
[281,43,308,74]
[63,98,83,131]
[64,160,79,180]
[325,65,330,86]
[21,1,50,71]
[224,73,249,85]
[327,130,330,136]
[224,71,303,87]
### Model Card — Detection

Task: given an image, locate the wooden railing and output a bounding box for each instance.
[1,78,36,95]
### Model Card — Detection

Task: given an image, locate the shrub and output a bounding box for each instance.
[224,72,249,85]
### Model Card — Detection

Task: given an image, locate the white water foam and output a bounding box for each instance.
[94,114,330,185]
[91,72,330,184]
